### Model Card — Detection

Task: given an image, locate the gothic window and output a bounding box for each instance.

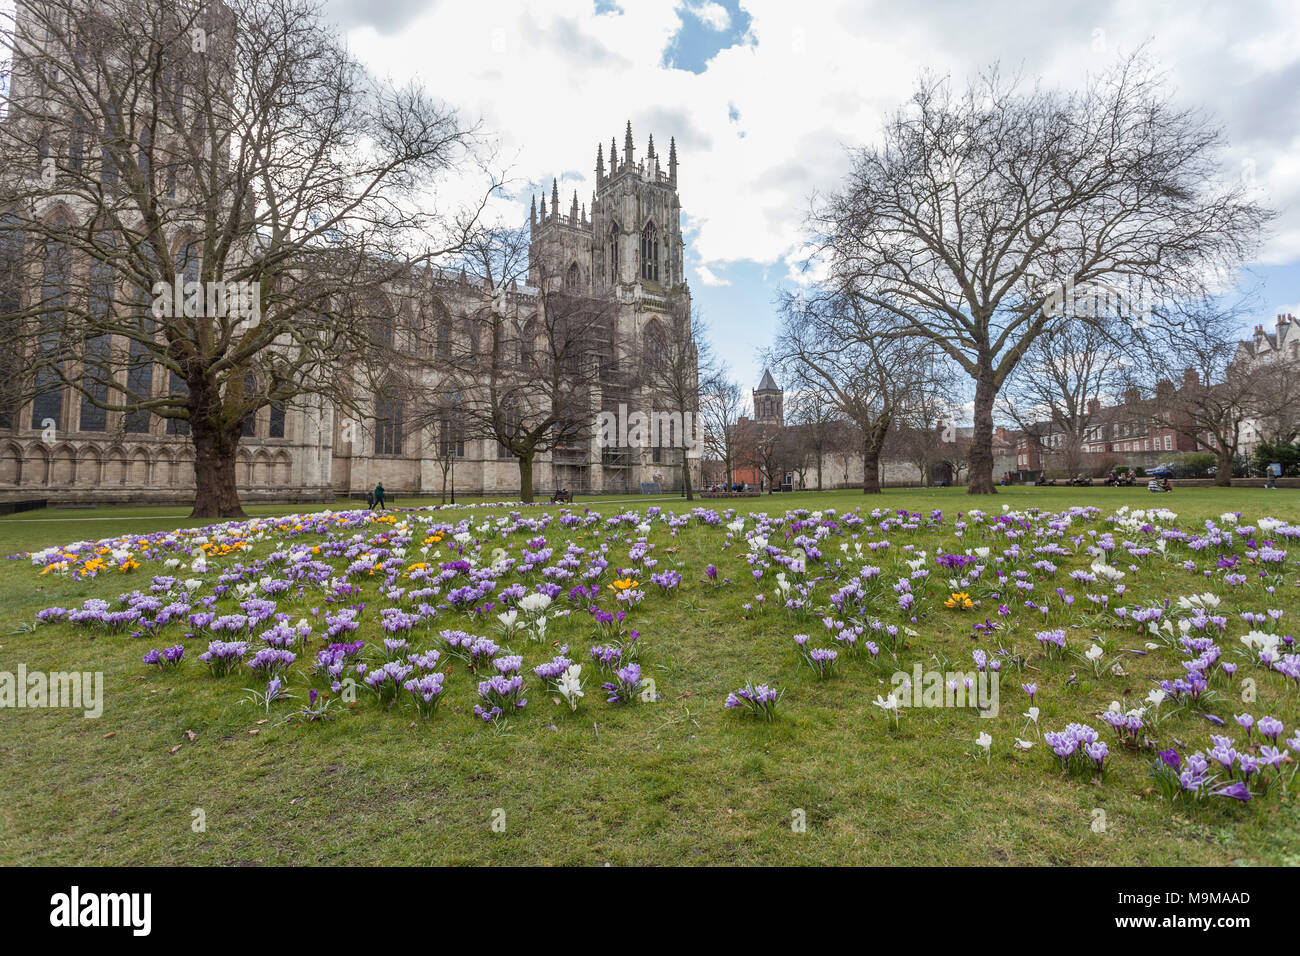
[32,233,69,429]
[519,318,535,366]
[565,262,580,291]
[608,222,620,282]
[180,239,201,284]
[435,309,451,357]
[640,221,659,282]
[166,370,190,435]
[123,249,157,434]
[374,396,403,455]
[644,319,667,368]
[0,214,24,430]
[124,337,153,433]
[268,400,285,438]
[80,245,115,432]
[367,297,394,351]
[439,414,464,458]
[69,113,87,175]
[102,99,120,186]
[466,315,480,359]
[240,370,259,437]
[137,122,153,181]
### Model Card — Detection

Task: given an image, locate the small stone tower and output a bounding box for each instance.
[753,369,783,426]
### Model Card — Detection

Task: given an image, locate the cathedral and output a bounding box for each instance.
[0,121,701,504]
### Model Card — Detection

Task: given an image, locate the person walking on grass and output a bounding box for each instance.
[373,482,387,512]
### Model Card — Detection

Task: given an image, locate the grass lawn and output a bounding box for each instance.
[1,485,1298,865]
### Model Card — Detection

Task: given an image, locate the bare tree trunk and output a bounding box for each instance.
[518,454,535,503]
[863,442,882,494]
[968,365,997,495]
[190,416,246,519]
[682,456,694,501]
[1216,444,1234,487]
[816,454,823,491]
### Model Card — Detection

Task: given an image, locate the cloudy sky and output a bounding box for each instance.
[327,0,1300,395]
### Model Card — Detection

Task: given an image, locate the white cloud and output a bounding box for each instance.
[334,0,1300,285]
[696,264,730,286]
[689,2,731,32]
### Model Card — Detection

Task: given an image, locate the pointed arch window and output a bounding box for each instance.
[608,221,620,283]
[240,370,260,437]
[565,262,580,291]
[0,214,24,430]
[32,233,69,429]
[434,303,451,358]
[640,221,659,282]
[368,297,394,351]
[375,395,404,455]
[80,238,116,432]
[645,319,667,369]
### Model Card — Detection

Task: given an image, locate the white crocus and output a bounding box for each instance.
[556,664,584,711]
[518,593,552,615]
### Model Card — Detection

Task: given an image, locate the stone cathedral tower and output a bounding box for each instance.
[528,121,686,306]
[524,122,695,494]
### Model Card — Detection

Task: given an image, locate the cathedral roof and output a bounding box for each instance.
[757,368,779,392]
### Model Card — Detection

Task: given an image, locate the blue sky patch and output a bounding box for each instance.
[662,1,755,74]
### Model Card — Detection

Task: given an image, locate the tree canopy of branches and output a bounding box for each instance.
[771,287,950,493]
[640,294,711,500]
[782,387,846,491]
[700,373,743,489]
[0,0,488,516]
[814,54,1271,494]
[396,226,620,503]
[1125,300,1296,486]
[998,317,1126,477]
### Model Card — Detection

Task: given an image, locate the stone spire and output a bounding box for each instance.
[596,141,605,184]
[570,190,578,223]
[668,137,678,187]
[623,120,634,168]
[530,195,536,229]
[551,177,559,212]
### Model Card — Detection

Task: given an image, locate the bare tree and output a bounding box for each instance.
[1127,300,1278,486]
[770,287,945,494]
[783,387,843,491]
[0,0,488,516]
[700,373,743,489]
[409,227,619,503]
[740,419,793,494]
[814,55,1271,494]
[641,294,711,500]
[998,319,1125,477]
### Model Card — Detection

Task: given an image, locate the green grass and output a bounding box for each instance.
[1,486,1298,865]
